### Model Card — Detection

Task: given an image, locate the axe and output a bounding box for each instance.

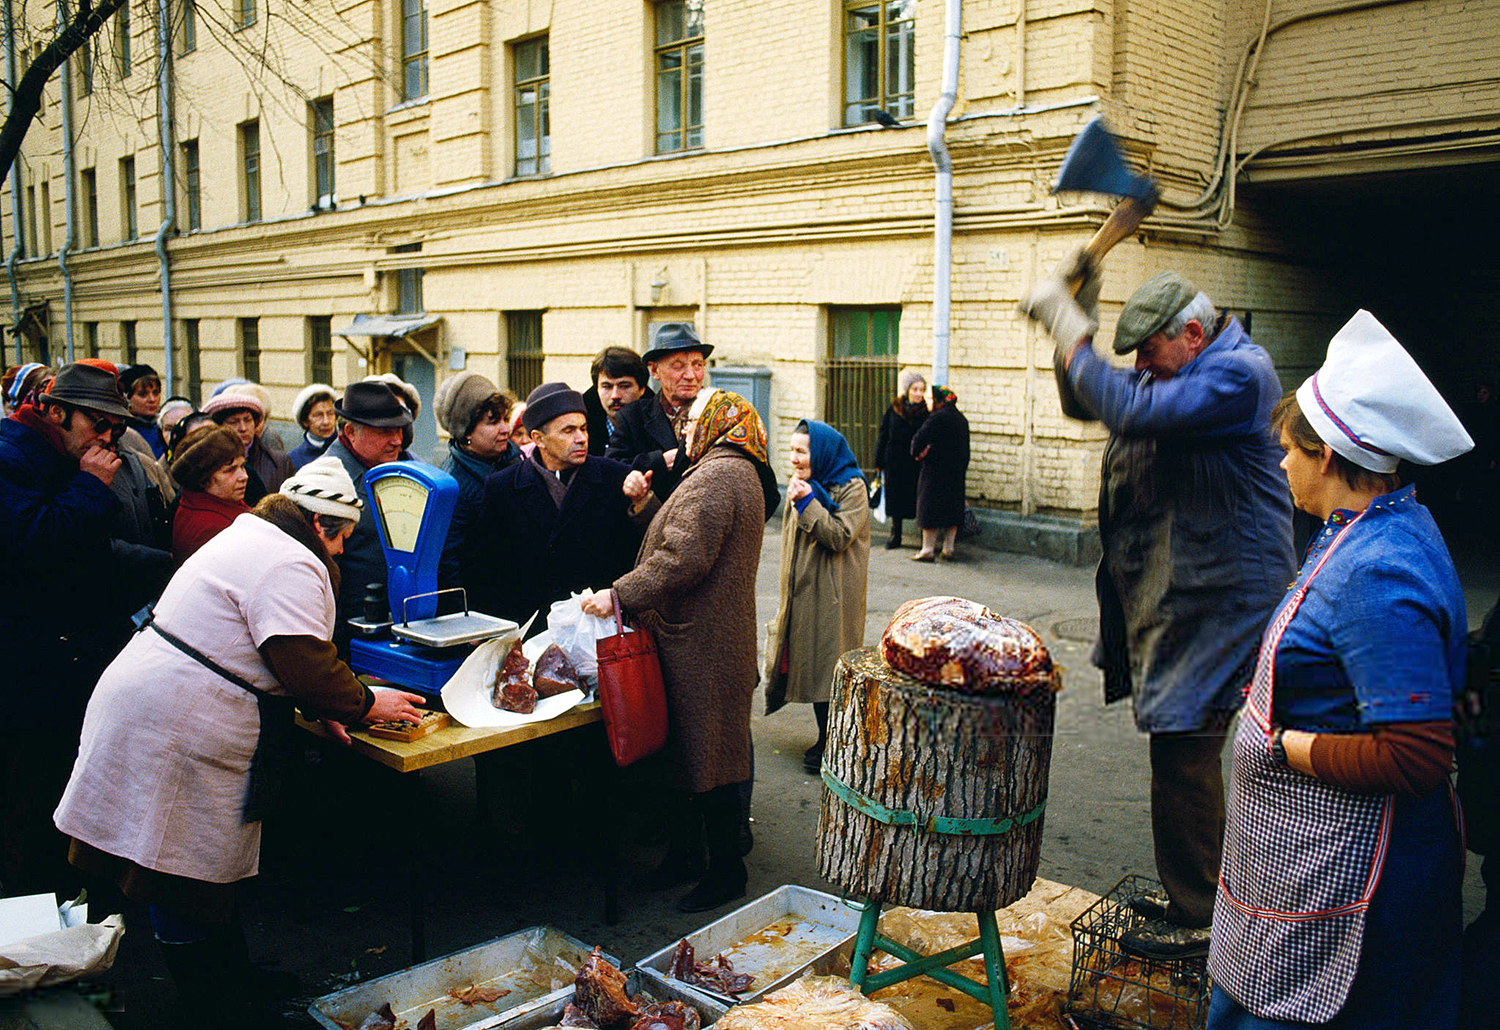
[1052,116,1160,290]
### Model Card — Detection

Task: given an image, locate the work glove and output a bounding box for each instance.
[1017,251,1102,423]
[1059,247,1102,320]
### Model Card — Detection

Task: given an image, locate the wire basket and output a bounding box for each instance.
[1065,875,1210,1030]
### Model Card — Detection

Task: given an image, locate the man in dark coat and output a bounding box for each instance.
[0,363,132,894]
[324,381,414,656]
[1021,263,1294,958]
[606,324,712,501]
[467,383,651,631]
[586,346,650,456]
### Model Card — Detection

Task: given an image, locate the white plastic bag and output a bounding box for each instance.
[545,591,619,679]
[871,473,888,524]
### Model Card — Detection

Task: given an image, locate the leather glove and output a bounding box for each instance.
[1059,247,1102,320]
[1017,274,1098,354]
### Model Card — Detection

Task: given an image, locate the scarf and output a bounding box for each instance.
[687,390,770,466]
[797,419,865,513]
[892,397,928,422]
[11,402,70,457]
[931,385,958,409]
[530,447,578,509]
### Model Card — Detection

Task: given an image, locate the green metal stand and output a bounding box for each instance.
[847,899,1010,1030]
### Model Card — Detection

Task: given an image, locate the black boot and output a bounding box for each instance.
[640,792,705,890]
[678,785,748,913]
[885,519,903,549]
[803,703,829,774]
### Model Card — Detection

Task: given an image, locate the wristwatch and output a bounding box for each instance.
[1270,726,1288,765]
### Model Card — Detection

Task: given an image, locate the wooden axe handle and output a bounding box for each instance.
[1064,195,1155,295]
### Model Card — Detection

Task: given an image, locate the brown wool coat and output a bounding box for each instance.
[763,478,871,713]
[613,445,766,794]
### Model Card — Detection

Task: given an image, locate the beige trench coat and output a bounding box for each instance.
[613,446,766,794]
[764,477,871,712]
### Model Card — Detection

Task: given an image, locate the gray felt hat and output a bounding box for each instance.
[642,323,713,363]
[1113,272,1201,355]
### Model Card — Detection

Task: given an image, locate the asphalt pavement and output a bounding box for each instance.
[61,516,1495,1027]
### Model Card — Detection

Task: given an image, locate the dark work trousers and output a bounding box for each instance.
[1149,712,1233,928]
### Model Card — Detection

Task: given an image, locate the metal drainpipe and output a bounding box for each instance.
[926,0,961,387]
[4,0,21,366]
[153,0,175,389]
[58,2,76,360]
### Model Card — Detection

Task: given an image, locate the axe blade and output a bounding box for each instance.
[1052,115,1158,205]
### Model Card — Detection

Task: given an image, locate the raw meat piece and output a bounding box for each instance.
[534,644,581,697]
[665,940,754,998]
[416,1010,436,1030]
[880,596,1058,696]
[573,946,641,1029]
[493,671,538,713]
[451,983,510,1004]
[629,1001,701,1030]
[355,1004,396,1030]
[667,938,694,981]
[502,640,530,676]
[558,1002,600,1027]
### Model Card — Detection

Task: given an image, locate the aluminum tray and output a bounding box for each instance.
[308,927,611,1030]
[392,611,518,648]
[497,968,728,1028]
[636,885,862,1008]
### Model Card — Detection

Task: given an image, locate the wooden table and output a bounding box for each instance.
[297,701,614,959]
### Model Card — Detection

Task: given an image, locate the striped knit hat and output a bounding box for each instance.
[280,455,364,520]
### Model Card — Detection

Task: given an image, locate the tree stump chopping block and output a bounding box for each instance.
[817,646,1056,912]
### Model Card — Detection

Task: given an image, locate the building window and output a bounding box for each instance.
[825,306,900,468]
[81,168,98,247]
[83,322,98,358]
[181,0,196,52]
[506,310,544,398]
[39,181,50,255]
[116,0,131,78]
[655,1,704,154]
[121,157,137,240]
[843,1,915,127]
[241,120,261,222]
[393,242,424,314]
[182,319,201,400]
[240,318,260,381]
[238,0,255,29]
[25,184,35,257]
[311,98,335,209]
[513,36,549,176]
[121,321,137,365]
[309,316,334,384]
[182,140,200,231]
[401,0,428,101]
[78,42,93,96]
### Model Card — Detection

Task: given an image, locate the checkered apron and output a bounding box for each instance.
[1209,511,1393,1023]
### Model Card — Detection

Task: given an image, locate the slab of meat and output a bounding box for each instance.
[416,1010,436,1030]
[558,1002,600,1027]
[355,1004,396,1030]
[630,1001,701,1030]
[534,644,581,697]
[880,596,1058,696]
[573,946,641,1029]
[667,938,694,981]
[665,939,754,998]
[493,671,538,713]
[501,639,530,676]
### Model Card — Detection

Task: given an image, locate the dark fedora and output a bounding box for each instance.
[41,362,131,419]
[642,323,713,364]
[335,381,414,428]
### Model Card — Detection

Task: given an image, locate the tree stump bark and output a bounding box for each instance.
[817,647,1056,912]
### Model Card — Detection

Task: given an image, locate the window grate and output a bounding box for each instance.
[824,307,900,470]
[506,310,544,399]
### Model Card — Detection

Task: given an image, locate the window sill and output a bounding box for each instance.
[387,97,432,121]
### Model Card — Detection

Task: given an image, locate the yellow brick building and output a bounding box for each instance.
[3,0,1496,542]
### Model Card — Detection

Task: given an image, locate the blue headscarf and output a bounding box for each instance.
[795,419,866,513]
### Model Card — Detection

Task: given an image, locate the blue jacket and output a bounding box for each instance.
[0,417,125,725]
[288,433,334,470]
[1067,318,1295,732]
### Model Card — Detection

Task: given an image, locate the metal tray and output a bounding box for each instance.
[636,885,863,1008]
[307,926,611,1030]
[497,968,728,1028]
[392,612,518,648]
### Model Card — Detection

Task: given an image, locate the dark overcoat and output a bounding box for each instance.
[910,402,970,529]
[466,454,644,629]
[874,400,926,520]
[440,440,520,590]
[325,437,385,654]
[613,446,766,793]
[605,390,684,501]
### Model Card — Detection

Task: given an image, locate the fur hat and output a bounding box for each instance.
[434,371,498,439]
[222,382,273,421]
[171,425,245,491]
[293,383,338,427]
[521,382,587,433]
[281,455,364,521]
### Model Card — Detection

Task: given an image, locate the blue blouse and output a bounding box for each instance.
[1271,484,1466,733]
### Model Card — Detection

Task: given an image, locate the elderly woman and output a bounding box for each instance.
[170,425,251,561]
[909,384,970,561]
[288,383,338,469]
[54,456,424,1017]
[582,390,780,914]
[1207,312,1472,1030]
[874,368,928,549]
[765,419,870,774]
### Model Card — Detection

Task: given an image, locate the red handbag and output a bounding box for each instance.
[594,589,669,767]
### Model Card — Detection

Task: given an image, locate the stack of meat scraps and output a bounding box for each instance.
[714,975,914,1030]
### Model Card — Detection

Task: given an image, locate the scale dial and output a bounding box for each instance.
[371,475,429,553]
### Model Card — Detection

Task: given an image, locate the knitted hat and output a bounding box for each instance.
[41,362,131,419]
[210,378,250,398]
[434,371,497,439]
[202,392,265,421]
[222,382,272,421]
[6,362,49,407]
[897,367,926,395]
[521,382,587,433]
[293,383,338,426]
[281,455,364,521]
[171,425,245,491]
[157,397,196,430]
[1114,272,1203,355]
[363,373,421,420]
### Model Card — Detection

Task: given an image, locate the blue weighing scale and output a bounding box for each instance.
[347,461,516,696]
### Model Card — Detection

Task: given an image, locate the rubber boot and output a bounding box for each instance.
[677,784,748,913]
[640,792,705,890]
[802,703,829,774]
[885,518,903,549]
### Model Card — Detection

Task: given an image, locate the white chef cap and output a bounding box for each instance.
[1296,310,1472,473]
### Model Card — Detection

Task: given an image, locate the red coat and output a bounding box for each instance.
[172,490,250,562]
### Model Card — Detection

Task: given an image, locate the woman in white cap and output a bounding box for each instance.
[54,456,425,1020]
[1207,311,1472,1030]
[288,382,338,469]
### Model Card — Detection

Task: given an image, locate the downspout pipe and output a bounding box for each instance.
[926,0,961,387]
[153,0,175,389]
[3,0,20,367]
[58,1,76,360]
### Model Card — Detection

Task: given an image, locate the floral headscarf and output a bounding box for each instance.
[931,385,958,409]
[686,390,770,466]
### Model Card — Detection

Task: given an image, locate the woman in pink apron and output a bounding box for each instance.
[1207,311,1473,1028]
